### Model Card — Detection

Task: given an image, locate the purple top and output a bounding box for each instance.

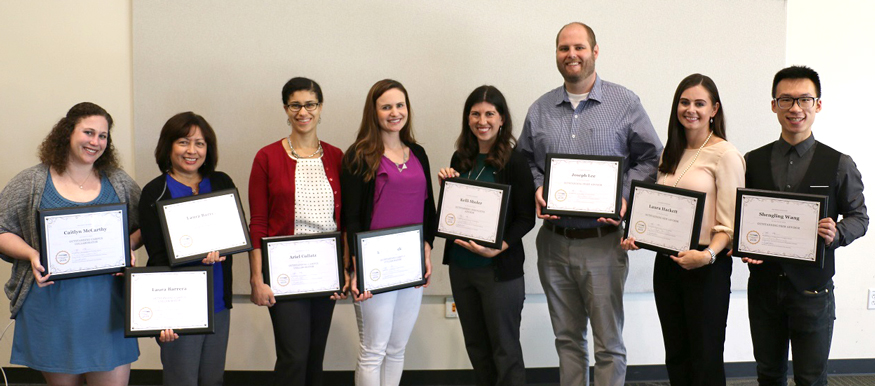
[370,152,426,230]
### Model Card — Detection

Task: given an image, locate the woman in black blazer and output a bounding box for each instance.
[437,85,535,386]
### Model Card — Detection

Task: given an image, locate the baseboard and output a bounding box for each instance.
[4,359,874,385]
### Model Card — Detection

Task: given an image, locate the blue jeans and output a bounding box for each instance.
[748,273,835,386]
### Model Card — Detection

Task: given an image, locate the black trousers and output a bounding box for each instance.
[268,296,336,386]
[748,273,835,386]
[653,251,732,386]
[449,264,526,386]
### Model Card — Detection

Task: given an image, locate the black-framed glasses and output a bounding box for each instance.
[774,96,818,110]
[284,102,320,112]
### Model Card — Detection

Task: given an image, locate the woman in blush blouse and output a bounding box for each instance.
[621,74,745,386]
[138,112,234,386]
[247,77,347,386]
[437,85,535,386]
[341,79,436,386]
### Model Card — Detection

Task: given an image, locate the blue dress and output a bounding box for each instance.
[10,173,139,373]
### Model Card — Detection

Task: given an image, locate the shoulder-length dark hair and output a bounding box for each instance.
[343,79,416,182]
[38,102,119,174]
[455,85,515,172]
[659,74,726,175]
[154,112,219,176]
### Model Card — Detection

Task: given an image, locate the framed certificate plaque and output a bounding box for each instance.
[624,180,706,255]
[541,153,624,219]
[156,188,252,266]
[125,266,214,337]
[435,178,510,249]
[262,232,344,300]
[732,188,828,267]
[354,224,426,295]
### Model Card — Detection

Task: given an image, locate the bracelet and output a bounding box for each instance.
[705,247,716,265]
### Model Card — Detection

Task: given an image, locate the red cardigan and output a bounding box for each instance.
[248,139,343,249]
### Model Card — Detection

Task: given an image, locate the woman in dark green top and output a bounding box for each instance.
[437,85,535,386]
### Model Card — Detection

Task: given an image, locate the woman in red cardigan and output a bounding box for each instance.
[247,77,348,386]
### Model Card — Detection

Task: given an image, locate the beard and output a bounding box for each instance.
[557,55,595,84]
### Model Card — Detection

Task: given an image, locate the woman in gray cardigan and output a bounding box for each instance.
[0,102,142,386]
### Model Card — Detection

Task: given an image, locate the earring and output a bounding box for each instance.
[287,118,291,127]
[709,117,714,124]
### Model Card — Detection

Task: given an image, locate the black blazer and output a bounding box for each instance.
[441,150,535,281]
[341,142,437,252]
[139,171,236,309]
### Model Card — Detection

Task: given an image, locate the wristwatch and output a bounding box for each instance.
[705,247,716,265]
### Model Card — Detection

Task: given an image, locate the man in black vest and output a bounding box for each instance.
[744,65,868,386]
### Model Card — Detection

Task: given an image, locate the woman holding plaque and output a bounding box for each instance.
[620,74,745,385]
[138,112,234,385]
[436,85,534,386]
[0,102,141,385]
[341,79,436,386]
[248,77,346,386]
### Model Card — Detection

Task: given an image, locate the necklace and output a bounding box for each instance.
[170,172,201,195]
[468,166,487,180]
[288,136,322,159]
[664,131,714,187]
[68,170,93,189]
[387,147,408,173]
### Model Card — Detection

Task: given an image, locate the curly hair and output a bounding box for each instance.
[38,102,119,174]
[343,79,416,182]
[455,85,516,173]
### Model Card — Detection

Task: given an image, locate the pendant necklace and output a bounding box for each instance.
[390,148,408,173]
[69,171,92,189]
[468,166,487,181]
[664,130,713,187]
[288,136,322,159]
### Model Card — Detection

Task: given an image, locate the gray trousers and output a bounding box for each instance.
[536,226,628,386]
[157,308,231,386]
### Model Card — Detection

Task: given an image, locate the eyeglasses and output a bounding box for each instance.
[774,96,818,110]
[284,102,320,112]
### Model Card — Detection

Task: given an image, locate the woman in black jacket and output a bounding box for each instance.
[138,112,235,386]
[437,85,535,386]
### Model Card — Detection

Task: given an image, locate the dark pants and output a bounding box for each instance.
[268,297,336,386]
[449,264,526,386]
[158,309,231,386]
[653,251,731,386]
[748,272,835,386]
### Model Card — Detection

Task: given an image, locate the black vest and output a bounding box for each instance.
[745,141,841,292]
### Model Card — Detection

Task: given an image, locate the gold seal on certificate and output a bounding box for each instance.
[39,203,132,280]
[732,188,828,267]
[355,224,426,295]
[541,153,624,218]
[261,232,343,300]
[125,266,215,337]
[624,181,706,254]
[157,188,253,266]
[435,178,510,249]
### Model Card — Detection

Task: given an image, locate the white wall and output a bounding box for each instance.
[1,0,872,375]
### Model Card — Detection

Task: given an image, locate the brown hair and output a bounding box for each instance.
[343,79,416,182]
[455,85,515,172]
[659,74,727,175]
[154,112,219,175]
[556,22,597,48]
[38,102,119,174]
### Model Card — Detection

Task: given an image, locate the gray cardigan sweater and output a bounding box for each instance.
[0,164,141,318]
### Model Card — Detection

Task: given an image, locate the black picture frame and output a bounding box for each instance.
[355,224,426,295]
[732,188,828,267]
[261,232,344,300]
[435,177,510,249]
[541,153,624,219]
[125,266,215,337]
[38,203,131,280]
[156,188,253,266]
[623,180,706,255]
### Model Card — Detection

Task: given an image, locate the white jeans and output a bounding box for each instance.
[354,286,423,386]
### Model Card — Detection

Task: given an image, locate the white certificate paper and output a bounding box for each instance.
[266,237,341,297]
[161,192,248,261]
[737,195,821,262]
[129,270,210,332]
[43,209,127,276]
[545,157,620,215]
[359,230,423,292]
[627,185,700,253]
[437,180,505,246]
